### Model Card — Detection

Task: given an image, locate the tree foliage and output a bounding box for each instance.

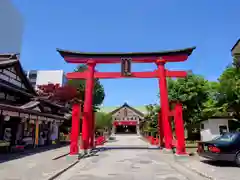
[68,65,105,110]
[95,112,112,131]
[201,81,227,119]
[141,104,160,135]
[217,62,240,120]
[142,55,240,139]
[37,83,78,105]
[167,74,209,127]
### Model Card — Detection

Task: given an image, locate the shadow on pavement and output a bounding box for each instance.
[0,142,70,164]
[94,146,161,151]
[201,159,238,167]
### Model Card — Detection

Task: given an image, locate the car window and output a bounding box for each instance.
[215,133,238,142]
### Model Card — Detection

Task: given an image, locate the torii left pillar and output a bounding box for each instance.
[70,103,81,155]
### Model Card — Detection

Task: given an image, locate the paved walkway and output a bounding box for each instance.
[179,155,240,180]
[1,135,238,179]
[56,135,206,180]
[0,145,74,180]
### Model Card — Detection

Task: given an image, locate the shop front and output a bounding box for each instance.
[0,105,65,152]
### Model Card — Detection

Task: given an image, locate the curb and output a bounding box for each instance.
[47,160,79,180]
[52,152,69,160]
[48,149,101,180]
[182,163,214,180]
[154,153,211,180]
[174,157,214,180]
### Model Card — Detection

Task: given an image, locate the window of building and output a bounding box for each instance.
[200,123,204,130]
[219,125,228,135]
[29,71,37,79]
[124,108,127,116]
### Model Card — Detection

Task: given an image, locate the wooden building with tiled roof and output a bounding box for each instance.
[102,103,146,134]
[0,54,69,152]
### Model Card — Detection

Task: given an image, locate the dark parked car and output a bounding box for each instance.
[197,132,240,166]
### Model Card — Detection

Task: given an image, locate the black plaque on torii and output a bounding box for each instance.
[121,58,132,76]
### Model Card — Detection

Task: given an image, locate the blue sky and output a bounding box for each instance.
[13,0,240,106]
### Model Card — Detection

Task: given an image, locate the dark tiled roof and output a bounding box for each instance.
[0,53,36,95]
[0,103,66,121]
[0,54,71,118]
[0,79,34,97]
[19,101,40,109]
[32,97,66,109]
[57,47,196,58]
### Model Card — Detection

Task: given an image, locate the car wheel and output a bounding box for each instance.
[235,152,240,167]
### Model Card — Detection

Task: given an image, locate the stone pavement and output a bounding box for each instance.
[56,135,206,180]
[178,155,240,180]
[0,145,76,180]
[1,136,238,180]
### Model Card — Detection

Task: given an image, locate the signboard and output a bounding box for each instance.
[121,58,132,76]
[38,116,46,121]
[47,118,54,122]
[30,115,37,119]
[20,113,29,119]
[2,110,19,117]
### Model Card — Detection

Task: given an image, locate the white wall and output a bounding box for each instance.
[200,118,229,141]
[36,70,65,87]
[0,0,23,54]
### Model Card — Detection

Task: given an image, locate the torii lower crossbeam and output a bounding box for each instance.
[67,70,187,79]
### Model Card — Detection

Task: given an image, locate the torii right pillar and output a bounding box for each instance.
[174,102,187,155]
[82,61,95,153]
[157,60,173,151]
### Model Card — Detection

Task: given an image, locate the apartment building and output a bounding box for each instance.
[25,70,67,89]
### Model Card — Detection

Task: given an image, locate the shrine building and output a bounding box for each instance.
[102,103,146,135]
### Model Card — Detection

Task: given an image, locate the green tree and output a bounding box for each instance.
[95,112,112,132]
[142,104,160,136]
[167,74,209,127]
[68,65,105,110]
[217,62,240,120]
[201,81,227,119]
[167,74,212,140]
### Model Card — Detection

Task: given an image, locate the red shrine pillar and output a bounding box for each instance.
[80,104,84,150]
[174,102,187,155]
[90,111,95,148]
[88,110,93,149]
[158,112,164,147]
[157,61,173,151]
[70,103,81,155]
[82,61,95,152]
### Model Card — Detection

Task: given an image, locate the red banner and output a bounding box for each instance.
[113,121,137,126]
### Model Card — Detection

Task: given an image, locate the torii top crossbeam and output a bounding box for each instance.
[57,47,196,79]
[57,47,196,64]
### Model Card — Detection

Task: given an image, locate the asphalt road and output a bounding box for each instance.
[56,135,206,180]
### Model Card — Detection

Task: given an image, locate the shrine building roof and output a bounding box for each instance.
[100,104,148,115]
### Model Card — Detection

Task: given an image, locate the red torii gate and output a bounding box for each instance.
[57,47,196,155]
